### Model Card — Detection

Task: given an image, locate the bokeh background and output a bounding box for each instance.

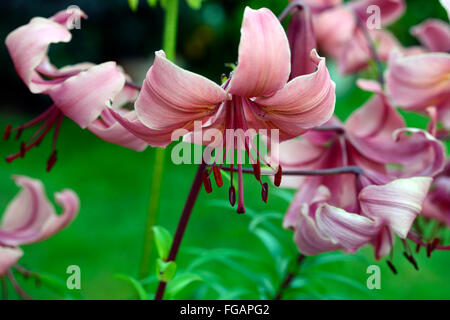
[0,0,449,299]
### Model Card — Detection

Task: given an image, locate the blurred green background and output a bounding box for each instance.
[0,0,449,299]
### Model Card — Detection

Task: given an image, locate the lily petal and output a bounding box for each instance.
[88,109,148,151]
[0,176,79,246]
[5,17,72,93]
[359,177,432,238]
[110,108,178,148]
[135,50,227,131]
[0,247,23,275]
[316,204,379,252]
[386,51,450,111]
[411,19,450,52]
[294,204,341,255]
[254,50,335,131]
[49,62,126,128]
[228,7,291,98]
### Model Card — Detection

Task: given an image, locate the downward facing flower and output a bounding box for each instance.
[0,176,79,275]
[112,7,336,213]
[4,7,147,171]
[276,80,445,228]
[293,176,432,258]
[386,51,450,129]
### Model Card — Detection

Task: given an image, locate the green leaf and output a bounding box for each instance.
[112,274,148,300]
[156,259,177,282]
[186,0,202,10]
[128,0,139,12]
[147,0,158,7]
[153,225,173,260]
[166,273,203,298]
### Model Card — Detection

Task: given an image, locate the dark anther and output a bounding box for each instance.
[46,151,58,172]
[261,182,268,203]
[386,260,397,275]
[403,252,419,270]
[15,126,23,140]
[212,165,223,188]
[4,124,11,141]
[202,172,212,193]
[252,159,261,181]
[274,165,283,187]
[229,186,236,206]
[20,142,26,158]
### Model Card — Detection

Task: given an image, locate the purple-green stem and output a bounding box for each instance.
[154,162,207,300]
[274,254,306,300]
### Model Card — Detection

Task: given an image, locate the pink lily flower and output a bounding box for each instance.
[312,0,405,74]
[386,50,450,130]
[411,19,450,53]
[4,7,147,170]
[112,7,336,213]
[276,80,445,228]
[0,176,79,275]
[294,177,431,258]
[422,162,450,226]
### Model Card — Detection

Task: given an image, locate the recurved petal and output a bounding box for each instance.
[359,177,432,238]
[136,50,226,130]
[411,19,450,53]
[254,50,335,130]
[228,7,291,98]
[294,204,342,255]
[50,6,87,29]
[5,17,72,93]
[49,62,126,128]
[35,190,79,243]
[109,108,179,148]
[0,247,23,275]
[386,51,450,110]
[316,204,379,252]
[0,176,79,246]
[88,109,148,151]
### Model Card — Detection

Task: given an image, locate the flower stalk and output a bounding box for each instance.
[154,162,207,300]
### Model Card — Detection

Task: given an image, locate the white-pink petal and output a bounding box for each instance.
[228,7,291,98]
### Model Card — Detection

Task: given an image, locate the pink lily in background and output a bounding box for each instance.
[411,19,450,53]
[311,0,405,74]
[386,51,450,130]
[294,177,431,259]
[422,162,450,227]
[112,7,336,213]
[4,7,147,171]
[0,176,79,275]
[276,80,445,228]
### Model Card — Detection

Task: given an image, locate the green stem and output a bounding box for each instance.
[138,0,179,279]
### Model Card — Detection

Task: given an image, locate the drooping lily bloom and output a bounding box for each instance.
[422,162,450,226]
[293,177,431,258]
[112,7,336,213]
[311,0,405,74]
[386,50,450,130]
[0,176,79,275]
[276,80,445,228]
[411,19,450,53]
[4,7,147,170]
